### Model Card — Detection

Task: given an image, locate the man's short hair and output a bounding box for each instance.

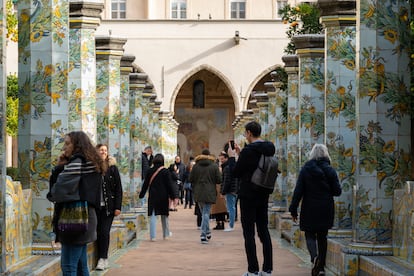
[245,121,261,137]
[201,149,210,155]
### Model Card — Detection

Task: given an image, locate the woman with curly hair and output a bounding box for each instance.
[48,131,107,275]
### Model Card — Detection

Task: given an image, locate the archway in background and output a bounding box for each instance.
[174,68,235,163]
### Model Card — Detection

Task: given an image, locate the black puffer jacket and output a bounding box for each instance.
[221,159,238,195]
[139,165,178,216]
[289,157,342,232]
[232,140,275,199]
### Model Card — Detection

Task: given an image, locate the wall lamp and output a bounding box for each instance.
[234,31,247,45]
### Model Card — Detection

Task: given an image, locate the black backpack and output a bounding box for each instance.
[251,154,279,194]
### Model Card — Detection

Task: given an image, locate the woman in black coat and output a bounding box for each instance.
[139,154,179,241]
[95,144,123,271]
[289,144,342,276]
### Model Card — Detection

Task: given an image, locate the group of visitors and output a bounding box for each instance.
[47,120,342,276]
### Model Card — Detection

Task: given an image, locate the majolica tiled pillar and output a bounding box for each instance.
[350,0,410,252]
[283,55,299,205]
[117,54,135,209]
[292,34,325,163]
[269,74,287,209]
[129,72,148,206]
[68,1,104,141]
[319,0,356,234]
[254,92,269,140]
[17,0,69,243]
[95,36,126,155]
[142,84,158,151]
[151,100,162,153]
[0,0,6,271]
[159,111,178,163]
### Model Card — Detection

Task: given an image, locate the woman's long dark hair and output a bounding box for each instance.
[67,131,107,174]
[152,153,165,166]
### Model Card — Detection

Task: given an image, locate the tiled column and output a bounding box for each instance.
[151,100,162,155]
[350,0,411,252]
[117,54,135,209]
[292,35,325,163]
[283,55,300,205]
[269,75,287,209]
[95,36,126,156]
[17,0,69,243]
[142,84,158,151]
[68,1,104,141]
[319,0,356,234]
[159,111,178,163]
[0,0,6,271]
[129,73,148,206]
[254,92,269,140]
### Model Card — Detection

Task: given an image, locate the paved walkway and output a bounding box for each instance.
[97,205,314,276]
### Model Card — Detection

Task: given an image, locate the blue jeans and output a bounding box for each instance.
[226,193,237,228]
[61,243,89,276]
[198,202,211,238]
[150,210,170,239]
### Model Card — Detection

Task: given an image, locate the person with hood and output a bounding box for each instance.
[95,144,123,271]
[227,121,275,276]
[189,149,222,244]
[289,144,341,276]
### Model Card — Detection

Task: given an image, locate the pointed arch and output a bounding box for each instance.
[242,64,284,110]
[170,64,239,113]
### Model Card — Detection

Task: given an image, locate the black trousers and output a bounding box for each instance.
[96,208,115,259]
[240,196,272,273]
[305,230,328,267]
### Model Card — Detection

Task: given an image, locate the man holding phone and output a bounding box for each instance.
[227,121,275,276]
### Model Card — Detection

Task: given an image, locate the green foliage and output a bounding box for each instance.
[6,0,18,42]
[7,73,17,99]
[6,166,18,179]
[7,74,18,136]
[279,3,323,54]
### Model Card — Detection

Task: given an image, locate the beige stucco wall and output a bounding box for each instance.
[95,19,289,115]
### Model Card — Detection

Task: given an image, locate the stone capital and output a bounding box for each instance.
[318,0,356,17]
[282,55,298,68]
[96,36,127,59]
[70,2,104,29]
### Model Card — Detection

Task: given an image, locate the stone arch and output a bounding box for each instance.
[243,64,284,110]
[170,64,239,114]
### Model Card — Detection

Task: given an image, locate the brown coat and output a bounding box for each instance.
[211,184,227,215]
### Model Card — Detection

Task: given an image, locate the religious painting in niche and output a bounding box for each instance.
[193,80,205,108]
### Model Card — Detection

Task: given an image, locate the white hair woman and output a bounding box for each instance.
[289,143,342,276]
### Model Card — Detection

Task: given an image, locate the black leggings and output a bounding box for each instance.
[305,230,328,267]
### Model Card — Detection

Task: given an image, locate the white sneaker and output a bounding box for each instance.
[259,271,272,276]
[104,258,109,269]
[95,258,105,271]
[242,272,258,276]
[223,227,234,232]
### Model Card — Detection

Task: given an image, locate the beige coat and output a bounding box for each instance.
[211,184,227,215]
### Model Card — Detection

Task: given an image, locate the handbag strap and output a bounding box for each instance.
[149,166,164,186]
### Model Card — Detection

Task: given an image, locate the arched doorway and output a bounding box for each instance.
[174,69,235,163]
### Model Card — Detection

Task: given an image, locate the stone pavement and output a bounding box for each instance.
[95,205,315,276]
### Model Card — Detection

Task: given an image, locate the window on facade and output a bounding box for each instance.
[111,0,126,19]
[193,80,205,108]
[230,0,246,19]
[276,0,287,18]
[171,0,187,19]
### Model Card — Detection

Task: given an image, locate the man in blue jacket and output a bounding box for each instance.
[228,121,275,276]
